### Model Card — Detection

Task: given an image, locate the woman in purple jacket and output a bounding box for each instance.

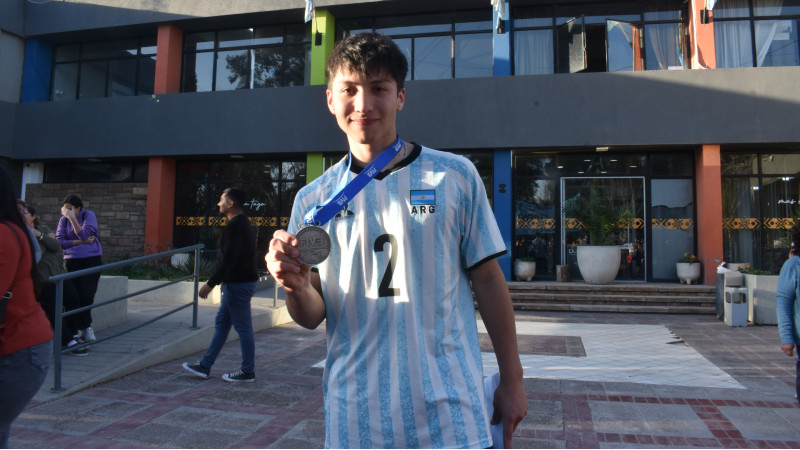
[56,194,103,342]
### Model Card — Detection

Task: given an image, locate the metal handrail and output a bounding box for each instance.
[49,244,205,392]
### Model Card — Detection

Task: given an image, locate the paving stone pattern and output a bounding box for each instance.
[11,311,800,448]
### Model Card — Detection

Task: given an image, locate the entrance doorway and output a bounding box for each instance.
[561,177,646,282]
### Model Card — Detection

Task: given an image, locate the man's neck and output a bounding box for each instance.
[348,136,399,168]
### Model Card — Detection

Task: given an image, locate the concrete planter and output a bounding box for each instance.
[576,245,620,284]
[742,273,778,325]
[93,276,128,330]
[676,262,702,284]
[514,260,536,281]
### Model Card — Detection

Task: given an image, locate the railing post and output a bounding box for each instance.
[51,280,64,392]
[192,247,199,329]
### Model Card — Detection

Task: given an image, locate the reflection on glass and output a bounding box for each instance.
[253,47,282,88]
[644,1,681,21]
[137,56,156,95]
[219,29,254,48]
[515,178,556,278]
[79,61,107,99]
[185,32,215,52]
[761,153,800,175]
[454,34,492,78]
[375,14,451,36]
[254,26,284,46]
[714,0,751,19]
[755,20,799,67]
[755,0,800,15]
[721,152,758,175]
[514,29,554,75]
[721,177,758,264]
[53,63,79,101]
[393,38,413,81]
[607,20,636,72]
[512,5,554,28]
[108,59,137,97]
[650,152,694,177]
[651,179,694,280]
[414,36,451,79]
[216,49,250,90]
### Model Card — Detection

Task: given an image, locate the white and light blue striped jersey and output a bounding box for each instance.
[288,144,506,449]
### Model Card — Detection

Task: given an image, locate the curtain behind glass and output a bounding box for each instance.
[754,0,785,65]
[514,29,554,74]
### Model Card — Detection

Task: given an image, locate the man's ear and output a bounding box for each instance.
[326,89,335,114]
[396,88,406,112]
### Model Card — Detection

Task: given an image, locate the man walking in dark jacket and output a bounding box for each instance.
[183,187,259,382]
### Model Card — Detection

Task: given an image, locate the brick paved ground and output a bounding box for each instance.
[10,311,800,448]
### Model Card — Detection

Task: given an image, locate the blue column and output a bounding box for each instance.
[493,150,513,280]
[21,39,52,103]
[493,1,511,77]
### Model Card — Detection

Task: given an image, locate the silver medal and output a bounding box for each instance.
[296,225,332,265]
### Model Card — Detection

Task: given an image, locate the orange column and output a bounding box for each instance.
[145,157,177,254]
[696,145,723,285]
[689,0,717,69]
[144,24,183,254]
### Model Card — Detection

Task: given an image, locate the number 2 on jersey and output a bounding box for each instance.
[374,234,399,297]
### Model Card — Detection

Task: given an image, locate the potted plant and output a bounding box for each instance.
[563,191,631,284]
[676,252,701,284]
[514,256,536,281]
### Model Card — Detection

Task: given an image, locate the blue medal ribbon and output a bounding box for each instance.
[303,136,403,226]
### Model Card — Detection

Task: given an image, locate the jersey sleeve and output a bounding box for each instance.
[460,160,506,270]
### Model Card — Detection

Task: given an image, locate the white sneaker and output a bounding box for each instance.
[84,327,96,341]
[73,329,83,340]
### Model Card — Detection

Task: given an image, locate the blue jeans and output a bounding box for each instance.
[0,341,51,448]
[200,281,257,374]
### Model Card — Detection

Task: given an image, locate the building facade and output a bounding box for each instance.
[1,0,799,284]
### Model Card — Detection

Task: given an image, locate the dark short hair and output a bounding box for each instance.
[26,204,40,227]
[326,32,408,90]
[223,187,246,208]
[63,194,83,208]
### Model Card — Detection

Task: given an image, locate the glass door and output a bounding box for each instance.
[561,177,646,281]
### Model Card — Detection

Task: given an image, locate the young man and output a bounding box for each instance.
[183,187,259,382]
[266,33,527,448]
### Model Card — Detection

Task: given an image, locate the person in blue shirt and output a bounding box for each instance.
[777,222,800,403]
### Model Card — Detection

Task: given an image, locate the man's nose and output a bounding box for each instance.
[353,89,372,112]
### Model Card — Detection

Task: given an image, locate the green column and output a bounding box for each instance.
[307,9,336,182]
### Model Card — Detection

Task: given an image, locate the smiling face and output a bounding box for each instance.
[326,68,405,164]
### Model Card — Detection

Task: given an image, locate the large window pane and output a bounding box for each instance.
[283,44,308,86]
[216,49,250,90]
[107,59,137,97]
[513,5,554,28]
[644,1,682,21]
[376,14,451,36]
[761,153,800,174]
[714,0,751,18]
[755,0,800,15]
[79,61,107,99]
[253,47,282,88]
[515,29,554,75]
[83,39,138,58]
[721,152,758,174]
[414,36,451,80]
[755,19,799,67]
[515,177,556,278]
[52,63,78,101]
[650,152,694,177]
[715,20,755,67]
[185,32,215,52]
[137,56,156,95]
[454,33,492,78]
[761,176,800,273]
[722,177,758,264]
[55,44,80,62]
[219,29,254,48]
[645,23,684,70]
[254,26,284,45]
[651,179,695,279]
[183,52,214,92]
[393,38,413,81]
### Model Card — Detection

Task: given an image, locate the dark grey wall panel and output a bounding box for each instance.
[0,0,24,35]
[0,101,15,158]
[13,66,800,161]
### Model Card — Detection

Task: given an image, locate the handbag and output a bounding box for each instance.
[0,221,23,324]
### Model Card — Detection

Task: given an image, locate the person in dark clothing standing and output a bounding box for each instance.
[183,187,259,382]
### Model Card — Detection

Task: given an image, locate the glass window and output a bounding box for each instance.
[253,47,282,88]
[254,26,285,45]
[514,30,554,75]
[755,0,800,15]
[513,5,554,28]
[219,29,254,48]
[55,44,80,62]
[721,152,758,174]
[393,38,413,81]
[454,33,492,78]
[755,19,799,66]
[83,40,138,58]
[375,14,451,35]
[183,52,214,92]
[137,56,156,95]
[140,37,157,55]
[645,23,684,70]
[79,61,107,99]
[722,177,759,264]
[52,63,78,101]
[515,153,557,177]
[761,153,800,174]
[216,49,250,90]
[414,36,451,80]
[283,44,310,86]
[650,152,694,177]
[644,1,682,21]
[185,32,216,52]
[44,161,148,183]
[651,179,695,279]
[107,59,137,97]
[714,0,752,18]
[558,154,647,175]
[454,10,492,32]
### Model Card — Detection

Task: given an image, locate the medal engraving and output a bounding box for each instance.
[296,226,331,265]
